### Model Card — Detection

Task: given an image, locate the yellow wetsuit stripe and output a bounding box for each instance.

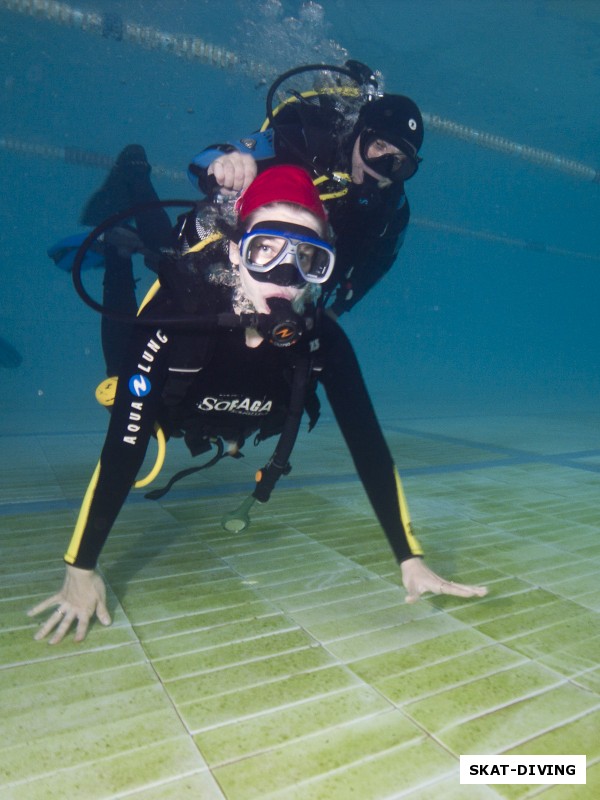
[64,460,101,564]
[394,466,423,557]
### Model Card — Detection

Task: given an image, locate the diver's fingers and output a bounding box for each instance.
[211,158,229,186]
[209,160,238,196]
[95,598,112,628]
[438,581,488,599]
[28,593,62,618]
[73,612,93,643]
[48,610,77,645]
[230,157,246,190]
[401,557,488,604]
[406,579,488,603]
[33,607,67,641]
[239,155,257,192]
[210,153,256,192]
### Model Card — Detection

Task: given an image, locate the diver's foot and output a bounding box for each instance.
[114,144,151,178]
[103,225,145,258]
[80,144,153,226]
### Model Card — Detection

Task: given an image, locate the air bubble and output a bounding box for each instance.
[299,1,325,25]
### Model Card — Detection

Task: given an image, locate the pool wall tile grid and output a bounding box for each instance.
[0,415,599,799]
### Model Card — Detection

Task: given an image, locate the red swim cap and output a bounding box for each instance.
[236,165,327,221]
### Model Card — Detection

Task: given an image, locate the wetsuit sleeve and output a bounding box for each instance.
[318,315,423,562]
[186,106,338,195]
[329,197,410,316]
[64,322,172,569]
[187,131,277,194]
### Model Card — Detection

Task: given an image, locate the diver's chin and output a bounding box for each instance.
[266,290,300,302]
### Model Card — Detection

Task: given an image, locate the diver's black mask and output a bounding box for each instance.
[248,262,304,287]
[359,130,421,182]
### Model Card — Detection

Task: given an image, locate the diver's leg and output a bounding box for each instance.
[124,152,173,253]
[82,152,139,376]
[101,244,137,376]
[81,145,172,255]
[81,145,170,374]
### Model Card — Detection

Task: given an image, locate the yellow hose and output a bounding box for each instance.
[134,425,167,488]
[95,377,167,488]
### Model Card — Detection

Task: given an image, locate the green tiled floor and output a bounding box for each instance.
[1,412,599,799]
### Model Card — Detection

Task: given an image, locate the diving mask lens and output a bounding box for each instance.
[360,131,420,182]
[240,227,335,284]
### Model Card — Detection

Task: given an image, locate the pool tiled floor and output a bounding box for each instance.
[1,411,598,798]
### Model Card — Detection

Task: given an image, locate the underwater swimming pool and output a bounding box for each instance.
[1,1,599,797]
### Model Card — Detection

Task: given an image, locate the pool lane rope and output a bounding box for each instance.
[0,0,266,74]
[2,0,599,184]
[421,113,599,183]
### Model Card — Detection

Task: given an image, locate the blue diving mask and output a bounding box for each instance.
[239,221,335,286]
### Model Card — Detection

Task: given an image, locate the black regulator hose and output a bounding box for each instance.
[265,61,377,129]
[71,200,312,345]
[72,199,197,323]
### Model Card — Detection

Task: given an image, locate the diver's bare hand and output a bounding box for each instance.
[401,557,488,604]
[208,152,257,194]
[28,565,111,644]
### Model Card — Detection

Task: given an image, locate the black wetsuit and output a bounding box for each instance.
[326,180,409,315]
[65,282,422,570]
